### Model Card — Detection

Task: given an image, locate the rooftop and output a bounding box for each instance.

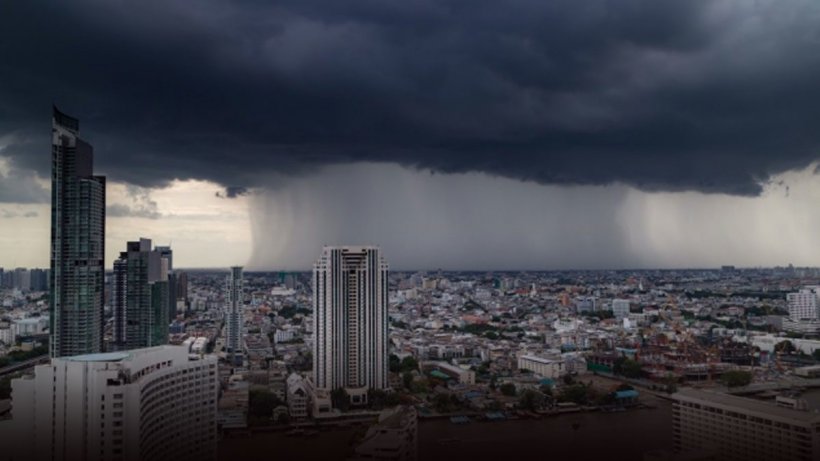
[673,388,820,425]
[64,351,130,362]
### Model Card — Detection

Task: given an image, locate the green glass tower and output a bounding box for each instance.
[112,238,170,350]
[49,106,106,357]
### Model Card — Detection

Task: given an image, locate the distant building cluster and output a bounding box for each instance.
[0,268,49,292]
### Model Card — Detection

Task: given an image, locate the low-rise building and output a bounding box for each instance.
[350,406,418,461]
[671,388,820,461]
[517,355,565,379]
[286,373,309,420]
[421,361,475,385]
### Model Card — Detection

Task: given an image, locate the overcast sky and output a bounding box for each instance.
[2,1,820,270]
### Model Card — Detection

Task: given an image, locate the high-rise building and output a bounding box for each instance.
[612,299,631,319]
[6,345,218,461]
[313,246,389,402]
[787,288,820,320]
[671,388,820,460]
[112,239,170,350]
[176,270,189,302]
[225,266,244,357]
[784,287,820,335]
[13,268,30,292]
[154,245,178,320]
[49,106,106,358]
[30,268,49,292]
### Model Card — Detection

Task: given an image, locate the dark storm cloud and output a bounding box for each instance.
[216,186,250,199]
[2,0,820,198]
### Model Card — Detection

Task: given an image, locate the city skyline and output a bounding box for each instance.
[7,2,820,460]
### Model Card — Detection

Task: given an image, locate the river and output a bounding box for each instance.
[219,396,674,461]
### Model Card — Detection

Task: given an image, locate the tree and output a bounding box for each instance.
[400,356,419,373]
[433,393,459,413]
[619,359,644,379]
[402,371,414,390]
[518,389,545,411]
[558,384,589,405]
[410,379,430,394]
[538,384,553,396]
[389,354,401,373]
[721,370,752,388]
[331,388,350,412]
[775,340,796,355]
[0,376,11,399]
[248,389,283,421]
[500,383,517,397]
[662,375,678,394]
[368,389,389,410]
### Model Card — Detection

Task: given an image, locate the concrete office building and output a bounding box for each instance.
[612,299,631,319]
[49,106,106,357]
[112,239,171,350]
[6,345,218,461]
[517,355,566,379]
[787,288,820,320]
[225,266,244,357]
[421,361,476,384]
[784,287,820,335]
[313,246,389,404]
[671,388,820,461]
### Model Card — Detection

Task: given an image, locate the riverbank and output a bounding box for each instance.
[219,392,673,461]
[418,397,673,461]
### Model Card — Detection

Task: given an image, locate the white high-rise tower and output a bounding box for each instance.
[313,246,389,401]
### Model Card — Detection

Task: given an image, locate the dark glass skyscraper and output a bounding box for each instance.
[155,245,177,320]
[49,106,106,358]
[112,238,170,350]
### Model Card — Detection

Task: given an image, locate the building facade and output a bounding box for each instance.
[112,239,171,350]
[225,266,244,355]
[671,388,820,461]
[313,246,389,398]
[50,106,106,357]
[785,288,820,335]
[517,355,566,379]
[154,246,178,320]
[7,345,218,461]
[612,299,631,319]
[286,373,310,419]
